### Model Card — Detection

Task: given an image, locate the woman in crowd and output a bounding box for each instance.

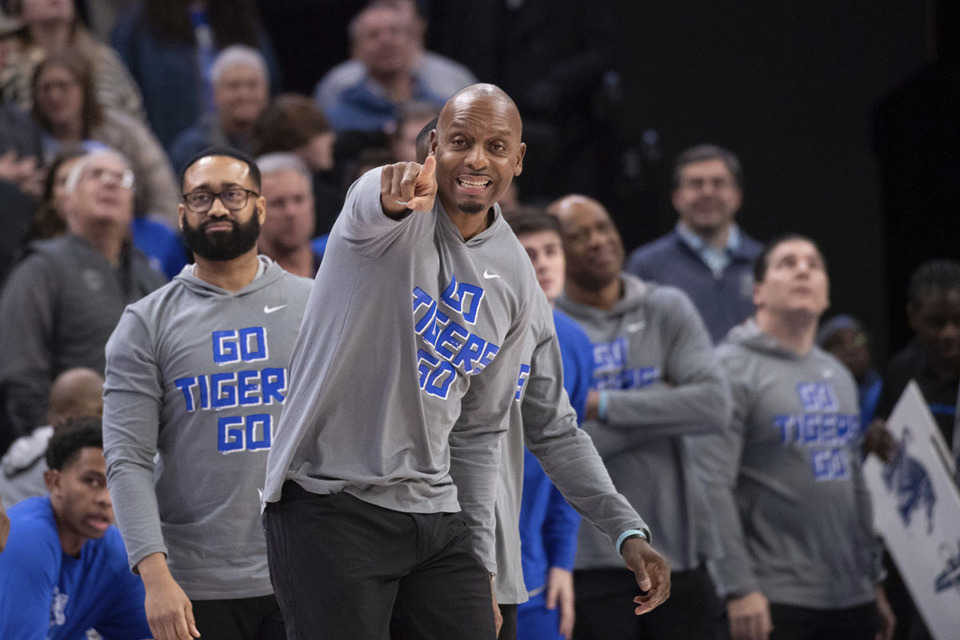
[0,0,143,120]
[30,50,179,226]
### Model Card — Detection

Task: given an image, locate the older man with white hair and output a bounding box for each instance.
[0,149,165,454]
[169,45,271,172]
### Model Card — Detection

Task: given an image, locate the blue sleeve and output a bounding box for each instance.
[553,310,594,424]
[94,568,151,640]
[541,485,580,571]
[0,511,60,639]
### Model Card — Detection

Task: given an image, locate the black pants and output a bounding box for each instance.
[768,601,878,640]
[264,482,496,640]
[190,594,285,640]
[573,564,723,640]
[497,603,518,640]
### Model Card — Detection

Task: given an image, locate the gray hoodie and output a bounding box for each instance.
[555,274,731,571]
[494,291,648,603]
[103,257,312,599]
[694,320,879,609]
[263,168,543,572]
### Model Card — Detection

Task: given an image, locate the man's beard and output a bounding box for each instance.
[457,200,486,215]
[183,213,261,261]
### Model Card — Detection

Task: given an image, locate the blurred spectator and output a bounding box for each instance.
[0,366,103,508]
[0,149,164,453]
[251,93,342,236]
[0,0,143,119]
[111,0,280,149]
[626,145,763,344]
[695,236,893,640]
[257,152,320,278]
[168,44,268,173]
[27,146,84,239]
[818,314,883,424]
[314,0,474,119]
[319,3,446,133]
[872,260,960,452]
[0,417,151,638]
[550,194,730,640]
[27,145,188,279]
[390,99,439,163]
[31,50,180,224]
[0,13,44,273]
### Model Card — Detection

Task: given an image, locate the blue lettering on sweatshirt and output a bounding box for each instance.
[174,328,287,453]
[591,337,660,390]
[773,382,860,481]
[412,276,499,399]
[515,364,531,400]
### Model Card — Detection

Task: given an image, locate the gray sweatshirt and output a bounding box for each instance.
[494,290,648,603]
[555,274,731,571]
[103,258,312,599]
[694,320,879,609]
[0,234,165,441]
[263,169,542,572]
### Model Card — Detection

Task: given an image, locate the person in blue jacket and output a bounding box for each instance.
[505,207,594,640]
[0,417,151,639]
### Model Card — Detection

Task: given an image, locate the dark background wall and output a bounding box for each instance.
[604,0,931,361]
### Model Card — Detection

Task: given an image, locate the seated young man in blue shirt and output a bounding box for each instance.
[0,417,151,639]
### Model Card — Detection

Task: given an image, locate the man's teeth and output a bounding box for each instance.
[459,178,488,188]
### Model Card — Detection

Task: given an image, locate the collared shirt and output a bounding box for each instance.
[676,223,741,278]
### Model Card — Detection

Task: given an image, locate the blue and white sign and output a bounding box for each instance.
[864,381,960,640]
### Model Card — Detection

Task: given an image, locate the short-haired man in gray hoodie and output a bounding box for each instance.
[549,194,732,640]
[695,235,895,640]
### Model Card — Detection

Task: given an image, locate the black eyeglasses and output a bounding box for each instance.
[181,188,259,213]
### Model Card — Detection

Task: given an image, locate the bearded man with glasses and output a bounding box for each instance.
[0,148,165,455]
[102,147,313,640]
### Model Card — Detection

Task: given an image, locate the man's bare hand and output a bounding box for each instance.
[138,553,200,640]
[380,156,437,217]
[490,575,503,636]
[875,584,896,640]
[545,567,575,638]
[619,536,670,615]
[863,418,896,463]
[728,591,772,640]
[584,390,600,421]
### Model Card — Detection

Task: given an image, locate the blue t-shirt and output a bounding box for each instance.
[0,496,151,640]
[517,309,593,593]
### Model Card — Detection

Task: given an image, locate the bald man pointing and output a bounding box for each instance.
[263,84,669,640]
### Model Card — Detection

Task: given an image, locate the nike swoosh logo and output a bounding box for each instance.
[483,269,501,279]
[263,304,287,314]
[626,321,645,333]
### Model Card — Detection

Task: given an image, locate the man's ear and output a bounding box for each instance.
[44,468,61,494]
[514,142,526,176]
[177,204,186,233]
